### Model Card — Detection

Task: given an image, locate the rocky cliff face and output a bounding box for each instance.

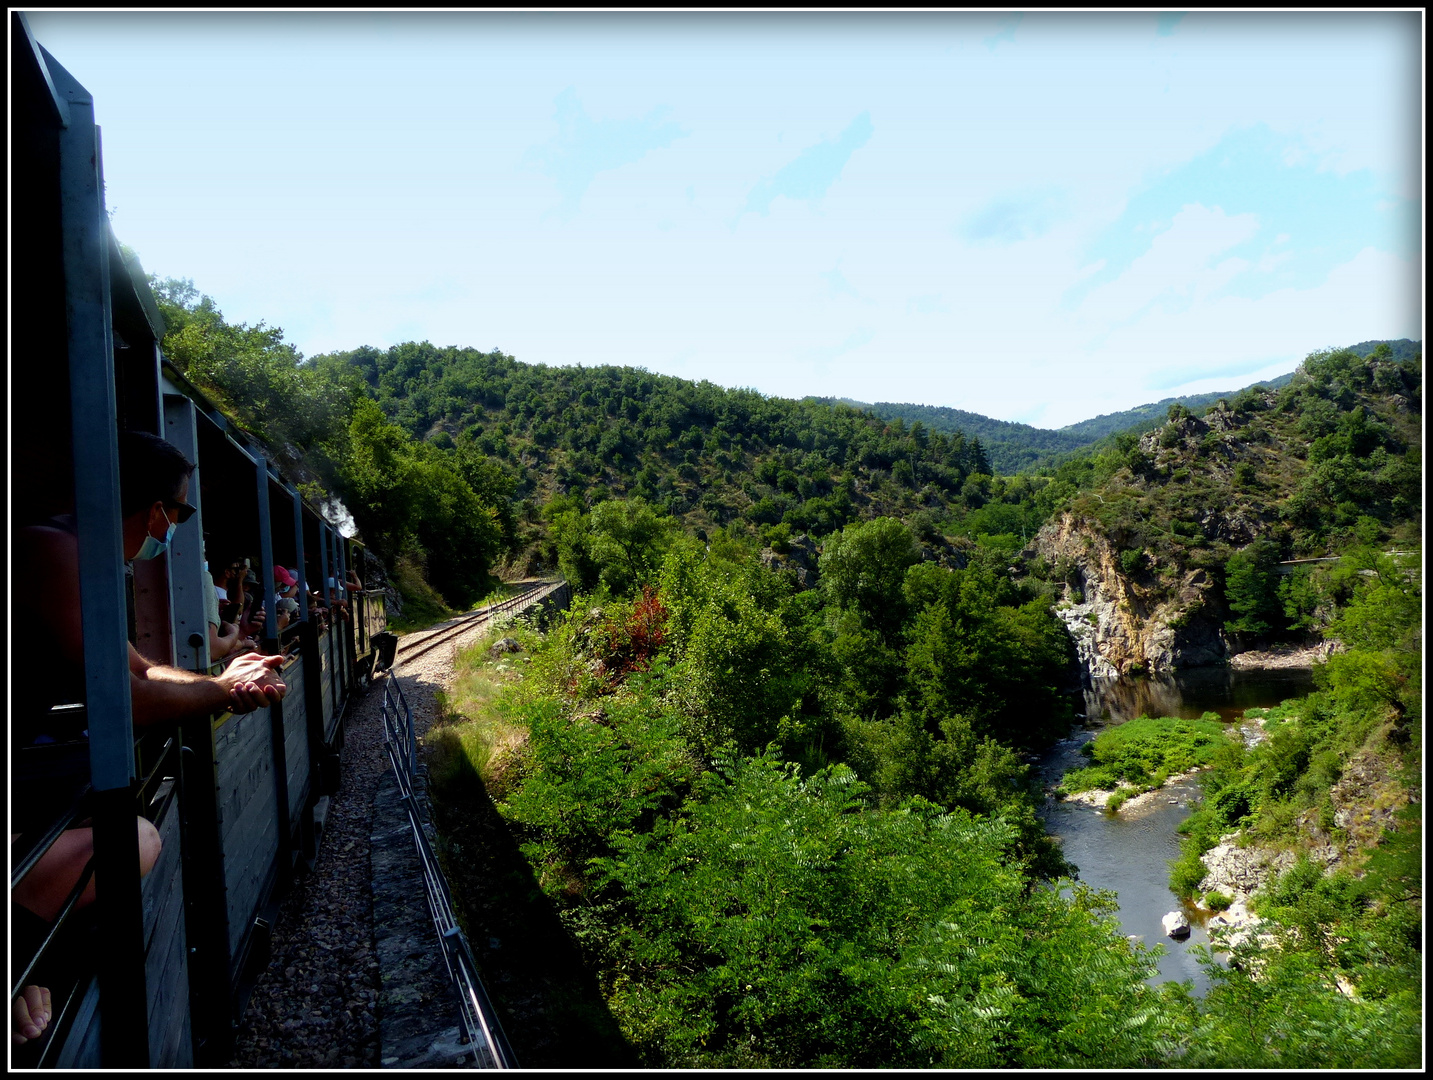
[1035,511,1228,677]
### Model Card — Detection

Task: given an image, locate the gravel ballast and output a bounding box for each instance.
[229,626,488,1069]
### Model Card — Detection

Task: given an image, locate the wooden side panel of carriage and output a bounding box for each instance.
[55,790,194,1067]
[214,709,281,967]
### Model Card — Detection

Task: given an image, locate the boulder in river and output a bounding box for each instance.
[1162,911,1191,939]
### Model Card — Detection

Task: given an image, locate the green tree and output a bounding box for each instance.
[590,755,1182,1068]
[818,517,919,645]
[1223,540,1281,639]
[336,398,501,607]
[588,498,673,596]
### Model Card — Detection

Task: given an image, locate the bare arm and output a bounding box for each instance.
[208,620,242,660]
[130,643,287,722]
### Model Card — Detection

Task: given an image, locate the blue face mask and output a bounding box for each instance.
[135,519,177,561]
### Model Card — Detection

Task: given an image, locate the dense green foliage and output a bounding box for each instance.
[1060,715,1232,797]
[150,279,515,608]
[1172,546,1422,894]
[455,516,1237,1066]
[1160,543,1422,1065]
[461,509,1423,1066]
[590,760,1181,1068]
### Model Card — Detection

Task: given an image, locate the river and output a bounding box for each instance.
[1038,667,1316,995]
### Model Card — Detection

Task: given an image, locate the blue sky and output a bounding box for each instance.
[21,11,1422,428]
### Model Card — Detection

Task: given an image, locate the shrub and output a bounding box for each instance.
[1205,891,1233,911]
[1169,837,1212,898]
[1061,716,1231,794]
[604,584,670,676]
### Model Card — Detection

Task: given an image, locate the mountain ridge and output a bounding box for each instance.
[822,339,1417,473]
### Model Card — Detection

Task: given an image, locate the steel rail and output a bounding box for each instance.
[394,582,553,665]
[380,668,518,1068]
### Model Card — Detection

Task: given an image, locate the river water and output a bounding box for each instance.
[1038,668,1316,995]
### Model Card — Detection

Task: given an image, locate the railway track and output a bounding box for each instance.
[394,581,554,665]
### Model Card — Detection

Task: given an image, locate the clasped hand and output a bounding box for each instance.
[222,652,288,712]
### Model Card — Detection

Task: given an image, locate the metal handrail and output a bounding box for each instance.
[9,776,93,891]
[11,858,97,1000]
[380,669,518,1069]
[11,732,181,1003]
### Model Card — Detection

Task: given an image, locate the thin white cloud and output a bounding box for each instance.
[526,87,688,216]
[1073,204,1261,332]
[743,113,874,217]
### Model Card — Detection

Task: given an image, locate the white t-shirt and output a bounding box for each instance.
[202,571,221,629]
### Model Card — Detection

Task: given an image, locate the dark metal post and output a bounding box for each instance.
[337,536,352,700]
[291,486,309,623]
[178,720,235,1065]
[252,458,293,877]
[164,393,210,671]
[318,522,337,721]
[49,40,149,1065]
[252,457,279,652]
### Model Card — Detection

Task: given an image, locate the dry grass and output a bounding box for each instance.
[426,629,532,792]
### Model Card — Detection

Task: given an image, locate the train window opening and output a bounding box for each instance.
[195,416,266,669]
[268,478,303,655]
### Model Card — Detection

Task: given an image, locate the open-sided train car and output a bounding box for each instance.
[10,16,386,1067]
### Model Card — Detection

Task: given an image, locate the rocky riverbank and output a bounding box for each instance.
[1228,640,1343,669]
[1056,767,1203,813]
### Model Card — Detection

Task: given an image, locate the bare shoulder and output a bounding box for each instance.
[17,524,79,560]
[16,525,79,592]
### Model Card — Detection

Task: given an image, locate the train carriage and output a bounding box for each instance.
[10,15,386,1067]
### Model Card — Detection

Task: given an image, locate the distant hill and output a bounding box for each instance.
[835,340,1419,474]
[812,398,1087,474]
[1055,372,1297,443]
[313,341,1007,565]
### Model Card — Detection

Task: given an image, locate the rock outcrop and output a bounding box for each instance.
[488,637,522,658]
[758,534,821,589]
[1197,835,1306,900]
[1035,511,1227,677]
[1228,640,1344,669]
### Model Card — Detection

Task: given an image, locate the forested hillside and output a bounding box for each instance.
[844,346,1416,473]
[149,265,1420,1067]
[816,396,1089,473]
[310,340,1075,574]
[1031,342,1422,674]
[840,370,1311,473]
[1055,371,1298,443]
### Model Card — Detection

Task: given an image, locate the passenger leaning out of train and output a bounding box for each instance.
[324,575,353,622]
[12,432,289,1044]
[276,596,300,632]
[214,557,248,625]
[275,564,300,600]
[201,549,254,661]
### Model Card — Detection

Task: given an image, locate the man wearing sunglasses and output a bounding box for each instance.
[113,431,289,717]
[11,431,290,1044]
